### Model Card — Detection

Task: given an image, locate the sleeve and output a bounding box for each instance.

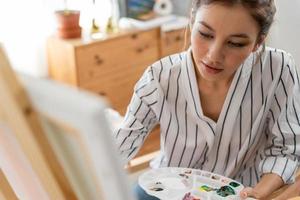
[113,66,160,165]
[260,53,300,184]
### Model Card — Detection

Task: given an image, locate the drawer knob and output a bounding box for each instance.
[98,91,106,96]
[131,34,138,39]
[136,44,149,53]
[136,47,143,53]
[94,54,103,65]
[175,35,182,41]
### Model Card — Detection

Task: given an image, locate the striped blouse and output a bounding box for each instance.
[115,47,300,186]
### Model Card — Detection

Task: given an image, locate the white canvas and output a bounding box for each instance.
[20,75,135,200]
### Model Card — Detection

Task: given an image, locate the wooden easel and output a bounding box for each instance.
[0,169,17,200]
[0,45,77,199]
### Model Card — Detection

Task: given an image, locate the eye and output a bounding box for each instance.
[228,41,246,48]
[199,31,214,39]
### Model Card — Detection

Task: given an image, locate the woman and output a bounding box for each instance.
[115,0,300,199]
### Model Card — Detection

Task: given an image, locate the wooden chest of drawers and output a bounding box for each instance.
[47,28,161,115]
[47,27,188,115]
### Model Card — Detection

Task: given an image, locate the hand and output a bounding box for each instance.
[239,173,284,199]
[240,187,260,199]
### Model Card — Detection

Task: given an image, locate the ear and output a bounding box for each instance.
[252,35,266,52]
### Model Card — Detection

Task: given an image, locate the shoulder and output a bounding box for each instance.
[260,47,297,77]
[139,51,186,84]
[134,51,187,94]
[151,51,186,76]
[263,47,295,67]
[259,47,299,91]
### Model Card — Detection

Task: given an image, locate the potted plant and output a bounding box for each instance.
[55,0,81,39]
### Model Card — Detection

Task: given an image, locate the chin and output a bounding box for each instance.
[199,68,222,82]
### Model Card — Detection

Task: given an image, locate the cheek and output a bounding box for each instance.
[191,36,208,61]
[226,50,252,70]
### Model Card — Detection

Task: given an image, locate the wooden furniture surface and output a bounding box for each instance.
[160,28,189,57]
[47,27,187,115]
[48,28,160,115]
[47,27,188,171]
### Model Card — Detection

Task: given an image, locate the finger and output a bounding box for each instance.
[240,187,255,199]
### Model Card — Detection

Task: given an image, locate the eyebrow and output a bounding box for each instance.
[199,21,250,39]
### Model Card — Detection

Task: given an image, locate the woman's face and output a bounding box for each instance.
[191,3,261,83]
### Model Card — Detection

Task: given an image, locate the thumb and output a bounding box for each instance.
[240,187,257,199]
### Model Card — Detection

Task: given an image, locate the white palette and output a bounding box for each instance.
[139,167,246,200]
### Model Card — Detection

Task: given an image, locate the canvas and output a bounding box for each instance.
[21,75,135,200]
[0,44,135,200]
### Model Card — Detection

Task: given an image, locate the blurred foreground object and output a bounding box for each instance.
[0,44,135,200]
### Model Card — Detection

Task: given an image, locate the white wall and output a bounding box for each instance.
[0,0,111,77]
[267,0,300,66]
[172,0,192,16]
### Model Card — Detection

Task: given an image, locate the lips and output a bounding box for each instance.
[201,61,223,74]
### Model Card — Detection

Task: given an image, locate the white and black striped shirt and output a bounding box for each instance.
[115,47,300,186]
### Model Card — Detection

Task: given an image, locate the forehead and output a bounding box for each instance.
[195,3,259,36]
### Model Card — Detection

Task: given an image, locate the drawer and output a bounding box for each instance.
[75,28,160,86]
[85,73,136,115]
[80,62,146,115]
[161,28,189,57]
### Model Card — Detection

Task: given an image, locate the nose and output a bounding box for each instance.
[207,41,224,63]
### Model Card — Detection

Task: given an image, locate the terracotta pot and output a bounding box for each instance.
[56,27,82,39]
[55,10,81,39]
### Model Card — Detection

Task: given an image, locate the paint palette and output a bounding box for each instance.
[138,167,245,200]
